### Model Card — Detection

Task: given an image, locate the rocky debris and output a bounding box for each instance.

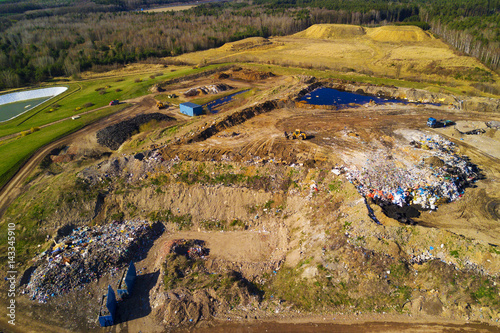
[96,113,174,150]
[22,220,164,303]
[78,149,166,185]
[183,83,232,97]
[214,68,275,81]
[461,97,500,113]
[487,120,500,129]
[157,240,262,327]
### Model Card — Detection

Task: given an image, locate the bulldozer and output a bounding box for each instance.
[156,101,165,109]
[285,129,307,140]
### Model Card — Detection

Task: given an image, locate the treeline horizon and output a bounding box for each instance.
[0,0,498,90]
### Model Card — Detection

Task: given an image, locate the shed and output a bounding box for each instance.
[179,102,203,117]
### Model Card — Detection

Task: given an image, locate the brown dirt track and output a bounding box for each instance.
[2,69,500,333]
[0,95,178,219]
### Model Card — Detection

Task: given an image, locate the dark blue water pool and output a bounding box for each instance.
[300,87,406,107]
[204,89,249,113]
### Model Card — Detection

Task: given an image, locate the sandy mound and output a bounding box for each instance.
[219,37,271,51]
[293,24,365,39]
[366,25,433,42]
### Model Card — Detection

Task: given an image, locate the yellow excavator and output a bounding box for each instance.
[156,101,165,109]
[285,129,306,140]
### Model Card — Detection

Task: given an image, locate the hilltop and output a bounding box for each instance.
[176,24,500,97]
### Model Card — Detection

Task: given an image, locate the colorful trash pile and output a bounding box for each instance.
[344,134,480,210]
[22,220,163,303]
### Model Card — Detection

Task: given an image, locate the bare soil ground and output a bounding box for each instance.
[2,67,500,333]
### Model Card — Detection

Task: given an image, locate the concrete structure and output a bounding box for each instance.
[98,285,117,327]
[117,262,137,301]
[179,102,203,117]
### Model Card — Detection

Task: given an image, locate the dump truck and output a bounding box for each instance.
[287,129,306,140]
[427,117,454,128]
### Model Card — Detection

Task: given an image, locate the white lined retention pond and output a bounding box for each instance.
[0,87,68,122]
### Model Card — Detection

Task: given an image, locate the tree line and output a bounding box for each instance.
[0,0,498,89]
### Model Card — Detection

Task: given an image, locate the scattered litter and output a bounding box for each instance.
[22,220,163,303]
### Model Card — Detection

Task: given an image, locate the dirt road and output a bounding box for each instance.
[0,96,161,218]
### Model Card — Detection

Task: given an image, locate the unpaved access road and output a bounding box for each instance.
[0,95,173,218]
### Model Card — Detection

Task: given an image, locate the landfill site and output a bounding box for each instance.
[3,66,500,332]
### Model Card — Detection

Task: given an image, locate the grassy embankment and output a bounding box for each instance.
[0,64,226,189]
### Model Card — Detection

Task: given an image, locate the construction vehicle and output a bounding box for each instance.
[285,129,307,140]
[427,117,455,128]
[156,101,165,109]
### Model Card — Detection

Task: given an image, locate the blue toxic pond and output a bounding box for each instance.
[204,89,249,113]
[300,87,406,107]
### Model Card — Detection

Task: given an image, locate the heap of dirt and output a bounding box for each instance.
[214,67,275,81]
[150,84,165,93]
[96,113,175,150]
[339,82,455,104]
[461,96,500,113]
[154,239,263,327]
[219,37,271,51]
[293,24,366,39]
[366,25,433,43]
[184,83,233,97]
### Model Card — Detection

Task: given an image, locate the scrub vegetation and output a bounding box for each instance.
[0,0,499,90]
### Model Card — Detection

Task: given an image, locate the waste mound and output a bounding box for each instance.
[96,113,174,150]
[343,132,481,223]
[22,220,164,303]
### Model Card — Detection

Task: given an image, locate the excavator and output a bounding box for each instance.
[285,129,307,140]
[156,101,165,109]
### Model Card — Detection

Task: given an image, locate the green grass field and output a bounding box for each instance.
[0,64,226,189]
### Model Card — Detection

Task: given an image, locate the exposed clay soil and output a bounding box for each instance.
[2,68,500,333]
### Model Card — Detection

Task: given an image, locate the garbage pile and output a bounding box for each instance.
[22,220,163,303]
[344,133,480,212]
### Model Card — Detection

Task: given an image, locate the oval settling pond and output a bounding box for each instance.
[0,87,68,122]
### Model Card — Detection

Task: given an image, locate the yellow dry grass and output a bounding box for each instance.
[293,24,365,39]
[173,24,500,95]
[219,37,271,51]
[366,25,434,42]
[141,5,195,13]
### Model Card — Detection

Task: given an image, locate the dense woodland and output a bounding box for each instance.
[0,0,499,89]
